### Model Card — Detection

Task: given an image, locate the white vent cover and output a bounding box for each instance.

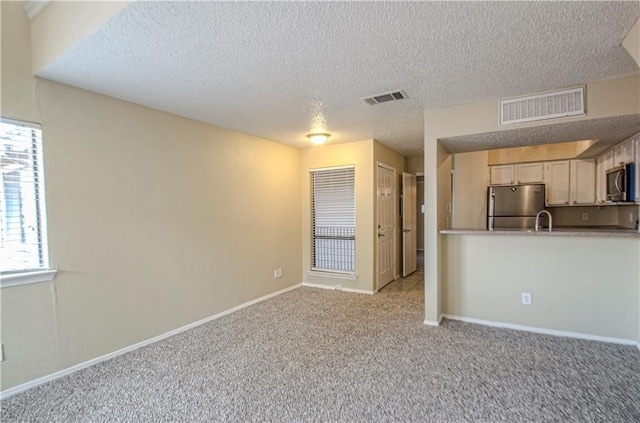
[363,90,408,105]
[500,87,585,126]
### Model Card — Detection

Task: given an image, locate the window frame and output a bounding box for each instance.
[1,117,56,288]
[309,165,356,275]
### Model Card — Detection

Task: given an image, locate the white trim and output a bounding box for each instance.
[0,117,41,130]
[302,282,374,295]
[309,164,354,173]
[443,314,640,347]
[306,270,357,280]
[0,283,302,399]
[1,269,57,288]
[424,314,444,326]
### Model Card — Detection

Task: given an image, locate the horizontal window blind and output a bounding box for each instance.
[310,166,355,273]
[1,118,49,273]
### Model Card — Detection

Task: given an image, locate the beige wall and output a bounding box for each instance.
[31,1,130,73]
[301,141,376,292]
[487,140,594,165]
[1,2,302,390]
[452,151,488,229]
[1,1,39,122]
[407,156,424,173]
[442,234,640,341]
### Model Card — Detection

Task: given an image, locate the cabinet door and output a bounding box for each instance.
[570,159,596,205]
[613,141,634,166]
[490,165,515,185]
[546,161,570,205]
[516,162,544,184]
[596,151,612,203]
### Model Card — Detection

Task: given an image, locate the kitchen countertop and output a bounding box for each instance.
[439,227,640,238]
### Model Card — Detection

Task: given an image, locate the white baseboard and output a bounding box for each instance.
[443,314,640,348]
[301,282,374,295]
[424,314,444,326]
[0,283,303,400]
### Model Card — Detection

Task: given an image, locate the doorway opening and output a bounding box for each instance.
[379,173,424,296]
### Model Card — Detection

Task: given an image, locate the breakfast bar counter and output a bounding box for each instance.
[440,227,640,238]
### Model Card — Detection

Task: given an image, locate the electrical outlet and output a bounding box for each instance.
[521,292,532,306]
[581,212,589,221]
[276,268,282,278]
[335,284,343,291]
[273,270,278,279]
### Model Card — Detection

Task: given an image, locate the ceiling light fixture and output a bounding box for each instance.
[306,133,330,145]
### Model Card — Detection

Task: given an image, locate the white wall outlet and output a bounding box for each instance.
[581,212,589,221]
[521,292,532,306]
[276,268,282,278]
[335,284,343,291]
[273,270,278,279]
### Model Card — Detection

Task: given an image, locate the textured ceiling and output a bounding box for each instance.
[439,114,640,155]
[37,1,640,157]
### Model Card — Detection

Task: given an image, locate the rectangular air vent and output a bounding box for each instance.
[363,90,407,105]
[500,87,585,126]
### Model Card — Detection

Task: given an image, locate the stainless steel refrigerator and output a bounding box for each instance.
[487,184,545,230]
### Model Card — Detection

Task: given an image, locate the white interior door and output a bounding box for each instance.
[402,172,417,277]
[377,164,395,290]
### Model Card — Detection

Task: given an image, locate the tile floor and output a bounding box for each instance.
[379,250,424,298]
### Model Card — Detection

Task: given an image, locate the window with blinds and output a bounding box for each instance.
[310,165,355,273]
[1,118,49,274]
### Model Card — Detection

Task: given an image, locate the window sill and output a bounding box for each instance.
[307,270,357,280]
[1,269,57,288]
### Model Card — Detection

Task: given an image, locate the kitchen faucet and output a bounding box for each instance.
[534,210,552,232]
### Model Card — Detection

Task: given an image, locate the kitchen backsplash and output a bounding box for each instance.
[549,204,639,229]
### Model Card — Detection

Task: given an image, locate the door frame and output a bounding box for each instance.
[401,172,417,277]
[376,161,397,291]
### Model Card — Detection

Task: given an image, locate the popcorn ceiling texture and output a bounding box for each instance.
[2,288,639,422]
[440,114,640,155]
[37,2,640,157]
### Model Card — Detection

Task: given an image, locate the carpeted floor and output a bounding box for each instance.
[2,287,639,422]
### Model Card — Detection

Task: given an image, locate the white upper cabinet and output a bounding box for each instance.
[596,150,614,203]
[570,159,596,205]
[546,159,596,206]
[489,165,515,185]
[516,162,544,184]
[546,161,571,205]
[490,162,544,185]
[613,140,634,166]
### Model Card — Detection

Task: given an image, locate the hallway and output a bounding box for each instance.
[379,250,424,298]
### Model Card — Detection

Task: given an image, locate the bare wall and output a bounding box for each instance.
[1,2,302,390]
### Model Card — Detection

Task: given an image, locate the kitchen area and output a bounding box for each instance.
[424,76,640,346]
[438,132,640,344]
[478,134,638,234]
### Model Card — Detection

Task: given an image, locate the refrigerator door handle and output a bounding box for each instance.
[488,191,495,231]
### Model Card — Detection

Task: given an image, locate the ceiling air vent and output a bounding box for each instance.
[363,90,408,105]
[500,87,585,126]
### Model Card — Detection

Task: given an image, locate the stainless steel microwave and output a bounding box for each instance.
[606,163,636,202]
